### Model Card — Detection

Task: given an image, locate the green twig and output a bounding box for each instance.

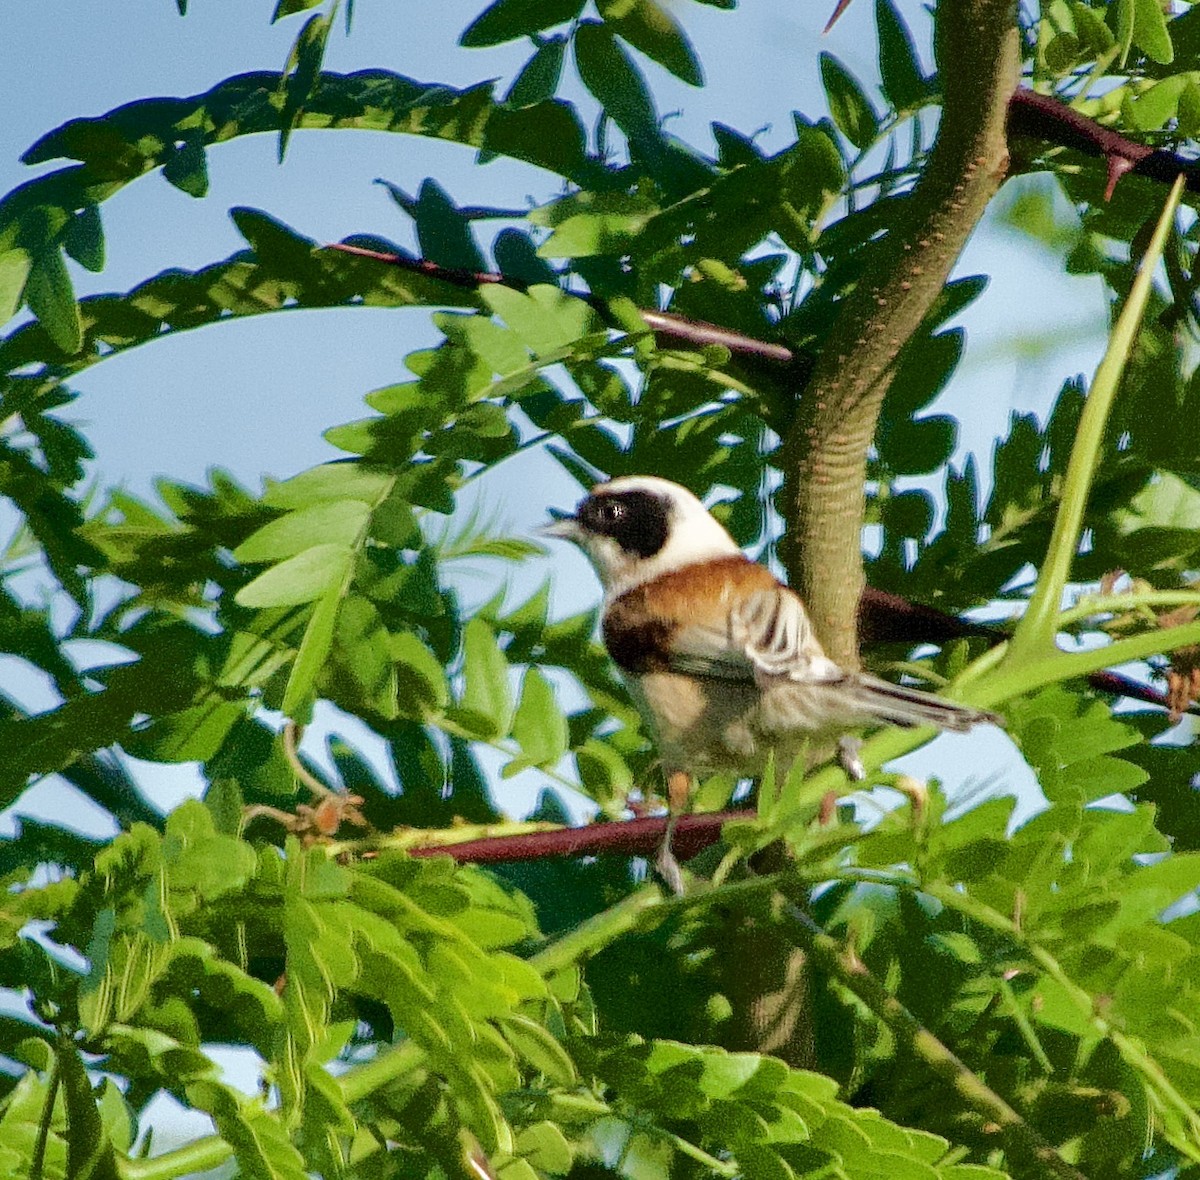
[996,974,1056,1076]
[29,1060,60,1180]
[326,818,564,859]
[973,619,1200,710]
[529,883,666,975]
[117,1137,232,1180]
[1054,589,1200,630]
[1006,173,1186,662]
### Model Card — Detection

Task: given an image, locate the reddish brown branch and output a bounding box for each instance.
[405,809,739,863]
[326,242,797,367]
[1008,89,1200,192]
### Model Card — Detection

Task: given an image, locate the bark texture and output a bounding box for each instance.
[780,0,1021,667]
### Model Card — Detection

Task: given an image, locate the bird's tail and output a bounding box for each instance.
[848,673,1002,733]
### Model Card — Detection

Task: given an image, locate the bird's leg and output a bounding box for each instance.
[655,770,692,896]
[837,735,865,782]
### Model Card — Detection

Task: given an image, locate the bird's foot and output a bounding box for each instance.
[655,812,686,896]
[838,735,865,782]
[655,842,686,896]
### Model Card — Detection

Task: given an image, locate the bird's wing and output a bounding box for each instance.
[729,586,845,683]
[666,585,844,685]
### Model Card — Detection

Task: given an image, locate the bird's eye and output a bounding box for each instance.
[599,500,625,525]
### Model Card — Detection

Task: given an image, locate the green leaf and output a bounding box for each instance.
[235,543,354,607]
[496,1013,577,1085]
[281,577,345,718]
[188,1080,309,1180]
[330,594,397,718]
[780,123,845,236]
[819,52,878,149]
[1131,0,1173,64]
[515,1121,574,1172]
[25,245,82,354]
[480,283,598,353]
[493,228,559,285]
[0,248,31,324]
[461,0,586,47]
[56,1037,121,1180]
[574,20,659,142]
[415,179,487,274]
[506,37,568,106]
[234,501,371,563]
[460,618,513,738]
[878,415,956,476]
[62,205,105,272]
[533,192,657,258]
[263,464,394,510]
[1071,1,1115,55]
[1110,471,1200,568]
[876,0,927,111]
[392,632,451,714]
[888,329,964,415]
[162,136,210,197]
[124,701,244,762]
[1177,80,1200,138]
[507,668,568,773]
[596,0,703,86]
[574,738,632,807]
[272,0,325,18]
[1115,0,1136,63]
[278,9,334,162]
[1129,75,1187,132]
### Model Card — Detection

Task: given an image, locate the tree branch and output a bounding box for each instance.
[1008,89,1200,197]
[384,809,739,864]
[779,0,1020,666]
[325,241,800,368]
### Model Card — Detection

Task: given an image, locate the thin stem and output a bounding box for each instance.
[996,974,1055,1076]
[1054,589,1200,630]
[976,619,1200,710]
[327,818,565,859]
[627,1115,739,1177]
[529,883,666,976]
[117,1136,232,1180]
[283,720,337,800]
[339,1041,426,1105]
[1007,174,1186,661]
[29,1060,60,1180]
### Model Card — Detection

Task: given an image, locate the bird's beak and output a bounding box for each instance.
[538,507,582,541]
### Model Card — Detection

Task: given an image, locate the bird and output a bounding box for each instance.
[543,475,1001,890]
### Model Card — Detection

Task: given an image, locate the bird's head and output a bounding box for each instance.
[542,475,740,598]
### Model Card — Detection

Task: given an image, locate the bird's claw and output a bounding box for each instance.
[838,735,865,781]
[655,812,686,895]
[655,841,687,896]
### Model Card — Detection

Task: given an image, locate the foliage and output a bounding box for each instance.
[7,2,1200,1179]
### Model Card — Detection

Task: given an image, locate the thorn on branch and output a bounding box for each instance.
[823,0,856,34]
[1008,89,1200,199]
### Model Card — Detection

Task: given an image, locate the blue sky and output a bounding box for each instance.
[0,2,1116,832]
